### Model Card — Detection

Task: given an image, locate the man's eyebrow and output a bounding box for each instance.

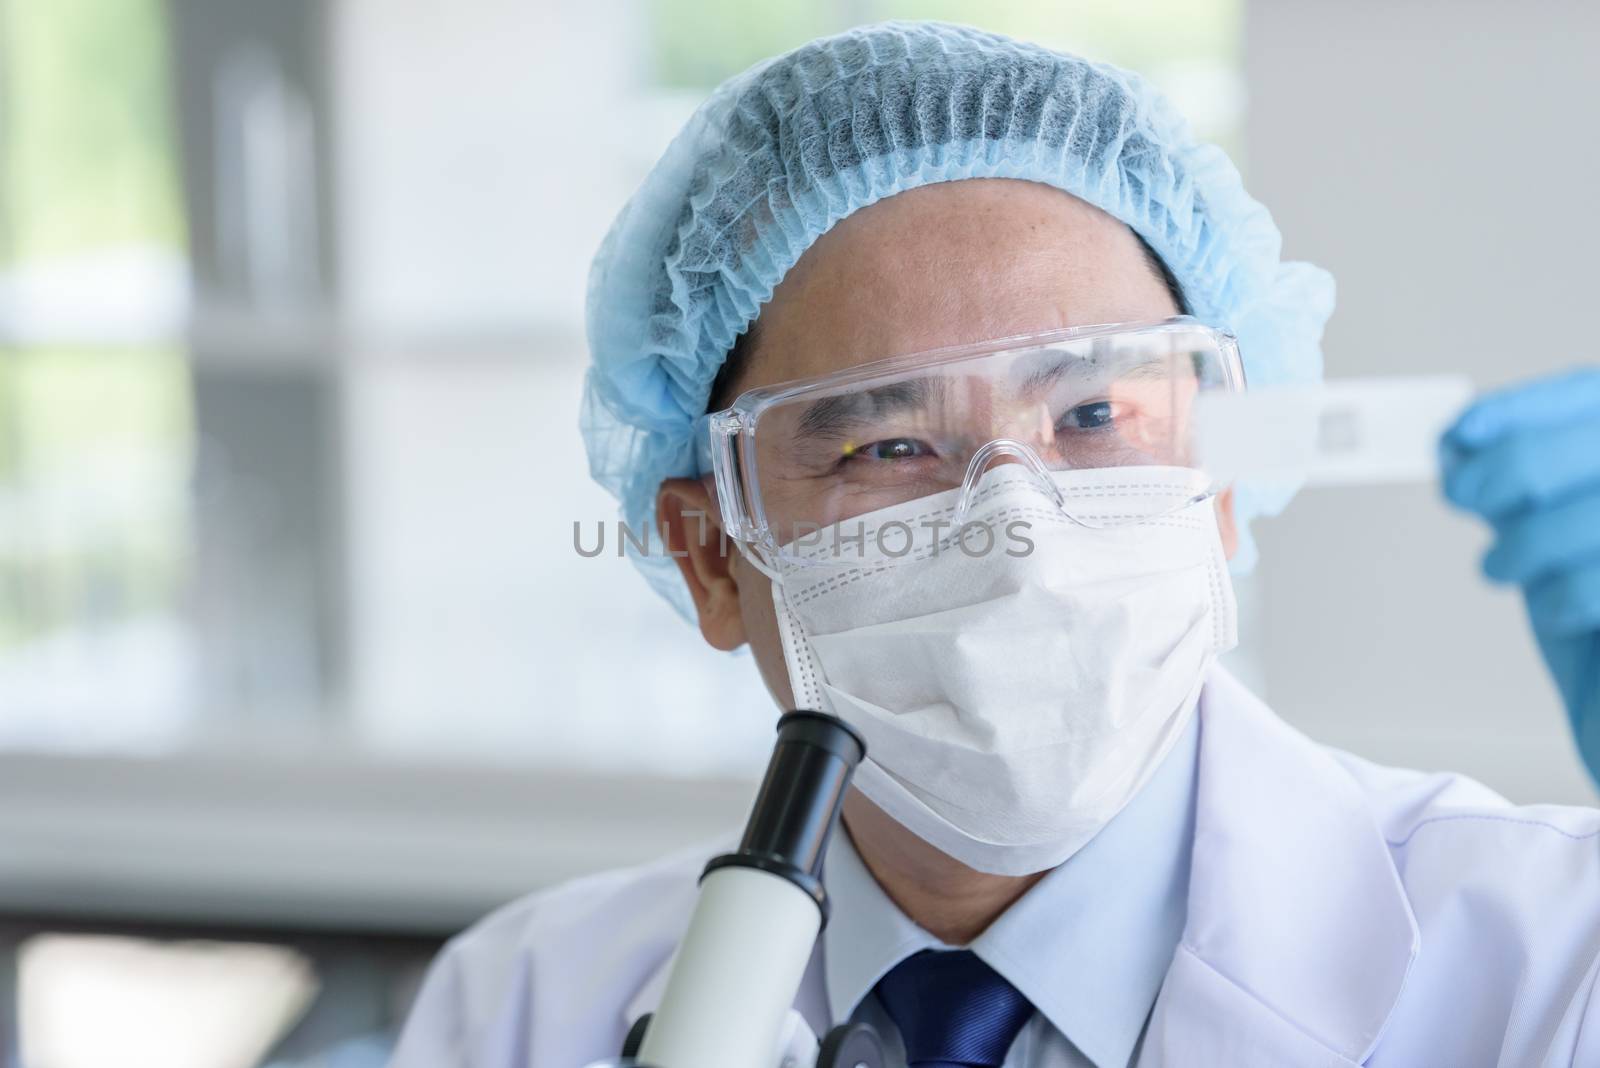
[796,378,944,438]
[1015,350,1107,396]
[1015,355,1078,396]
[1014,347,1174,396]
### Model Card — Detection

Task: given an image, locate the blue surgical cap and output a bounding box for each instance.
[583,20,1335,619]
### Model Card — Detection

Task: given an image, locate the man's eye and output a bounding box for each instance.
[1058,400,1116,430]
[850,437,933,461]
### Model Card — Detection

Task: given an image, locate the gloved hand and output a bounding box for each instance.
[1440,368,1600,782]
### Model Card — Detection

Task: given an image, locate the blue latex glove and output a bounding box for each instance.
[1441,368,1600,782]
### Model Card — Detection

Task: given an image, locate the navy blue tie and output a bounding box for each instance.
[873,949,1035,1068]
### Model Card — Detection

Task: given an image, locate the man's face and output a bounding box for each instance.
[660,177,1237,707]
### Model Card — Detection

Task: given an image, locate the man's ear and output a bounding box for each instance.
[1215,485,1240,560]
[658,478,748,651]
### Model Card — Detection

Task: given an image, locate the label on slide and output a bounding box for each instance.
[1193,376,1475,486]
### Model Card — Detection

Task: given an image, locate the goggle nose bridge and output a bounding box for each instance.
[955,438,1068,526]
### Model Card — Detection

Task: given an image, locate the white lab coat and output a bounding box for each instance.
[390,668,1600,1067]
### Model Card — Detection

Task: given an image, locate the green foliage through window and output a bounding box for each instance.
[0,0,191,650]
[1,0,184,263]
[647,0,1240,94]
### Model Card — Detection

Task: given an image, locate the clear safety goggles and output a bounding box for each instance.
[696,316,1245,569]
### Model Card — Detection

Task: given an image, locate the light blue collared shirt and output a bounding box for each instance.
[820,714,1200,1068]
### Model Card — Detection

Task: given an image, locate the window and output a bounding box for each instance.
[0,0,1244,773]
[0,0,194,749]
[649,0,1243,146]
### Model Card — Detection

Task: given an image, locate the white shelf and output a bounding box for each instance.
[0,748,751,936]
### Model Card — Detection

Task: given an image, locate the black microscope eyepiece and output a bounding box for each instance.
[700,710,866,925]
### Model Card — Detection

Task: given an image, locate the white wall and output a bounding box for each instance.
[329,0,777,778]
[331,0,657,336]
[1244,0,1600,803]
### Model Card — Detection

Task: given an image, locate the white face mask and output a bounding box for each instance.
[768,464,1237,876]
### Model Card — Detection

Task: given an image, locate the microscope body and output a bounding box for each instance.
[621,711,889,1068]
[635,865,820,1067]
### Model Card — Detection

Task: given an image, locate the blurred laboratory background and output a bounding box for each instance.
[0,0,1595,1064]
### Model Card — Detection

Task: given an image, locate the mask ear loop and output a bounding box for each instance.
[732,536,783,584]
[744,532,829,712]
[956,438,1067,527]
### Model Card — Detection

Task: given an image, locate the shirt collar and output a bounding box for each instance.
[822,712,1200,1068]
[822,814,946,1024]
